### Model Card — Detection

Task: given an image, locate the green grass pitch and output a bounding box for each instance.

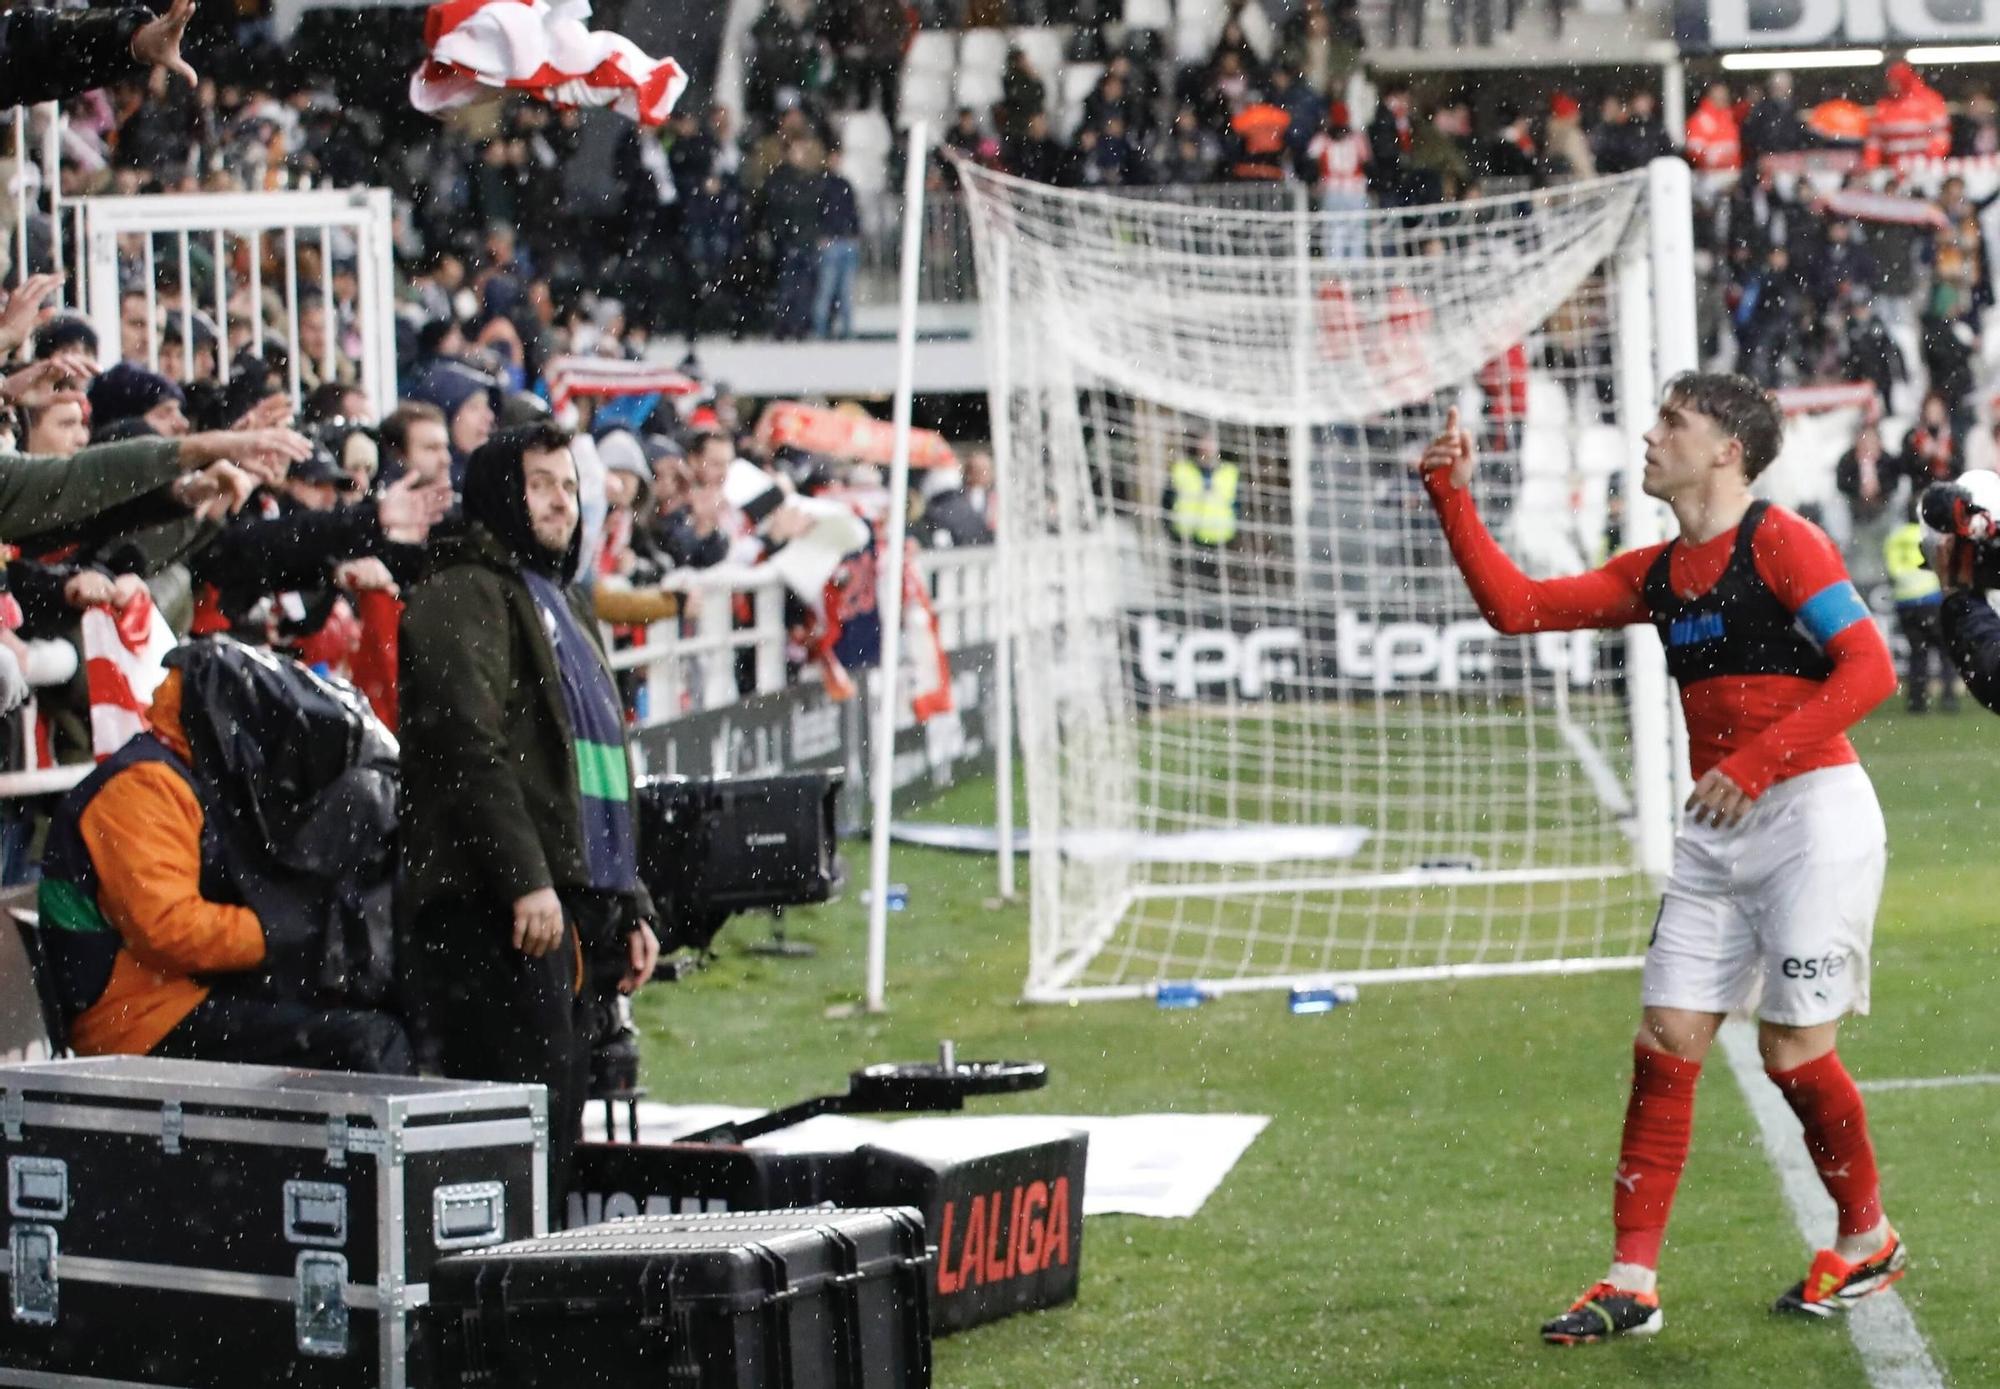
[633,704,2000,1386]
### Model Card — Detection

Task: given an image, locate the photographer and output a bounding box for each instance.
[1931,478,2000,713]
[1940,562,2000,714]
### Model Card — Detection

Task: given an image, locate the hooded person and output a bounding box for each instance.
[34,643,413,1071]
[405,358,498,493]
[87,362,188,439]
[398,422,661,1194]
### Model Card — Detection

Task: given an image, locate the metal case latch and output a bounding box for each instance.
[9,1224,57,1326]
[295,1251,349,1357]
[159,1101,183,1155]
[432,1182,507,1249]
[1,1090,21,1141]
[283,1181,347,1247]
[8,1157,67,1220]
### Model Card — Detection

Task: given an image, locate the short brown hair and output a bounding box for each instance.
[1662,371,1784,480]
[378,401,446,458]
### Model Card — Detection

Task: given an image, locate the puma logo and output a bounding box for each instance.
[1818,1163,1851,1181]
[1614,1166,1642,1193]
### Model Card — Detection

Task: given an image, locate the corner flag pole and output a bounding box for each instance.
[865,120,930,1016]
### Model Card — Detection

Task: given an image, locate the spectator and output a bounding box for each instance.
[378,400,454,494]
[762,139,827,340]
[1844,294,1906,413]
[1685,81,1743,173]
[1308,104,1371,249]
[1741,71,1809,165]
[654,431,737,569]
[1836,421,1895,531]
[813,147,863,340]
[1918,312,1978,436]
[1590,93,1642,176]
[1625,89,1678,164]
[400,422,661,1193]
[1367,81,1415,204]
[1733,243,1799,386]
[1883,495,1959,713]
[1225,92,1292,182]
[1809,220,1878,316]
[1482,104,1538,185]
[1542,92,1594,181]
[1872,62,1950,168]
[407,359,498,490]
[912,451,995,548]
[999,48,1048,139]
[1003,111,1068,186]
[88,363,190,439]
[0,0,200,110]
[1899,390,1963,487]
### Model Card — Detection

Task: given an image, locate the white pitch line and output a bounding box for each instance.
[1718,1021,1946,1389]
[1859,1073,2000,1093]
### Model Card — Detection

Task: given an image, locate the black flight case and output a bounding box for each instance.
[430,1207,933,1388]
[0,1056,547,1388]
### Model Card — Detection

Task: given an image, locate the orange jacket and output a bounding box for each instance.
[58,670,266,1056]
[1872,63,1949,166]
[1230,102,1293,181]
[1686,100,1742,172]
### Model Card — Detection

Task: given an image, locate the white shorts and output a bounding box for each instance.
[1640,763,1886,1027]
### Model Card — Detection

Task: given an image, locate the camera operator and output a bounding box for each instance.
[1930,480,2000,713]
[1940,563,2000,713]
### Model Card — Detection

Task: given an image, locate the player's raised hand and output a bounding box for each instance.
[1685,766,1752,830]
[1416,406,1476,490]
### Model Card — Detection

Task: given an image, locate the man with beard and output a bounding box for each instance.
[399,423,660,1190]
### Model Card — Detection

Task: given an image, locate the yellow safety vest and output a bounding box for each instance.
[1884,522,1941,604]
[1170,460,1240,545]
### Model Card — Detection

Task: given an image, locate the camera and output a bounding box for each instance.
[1919,472,2000,591]
[634,770,846,958]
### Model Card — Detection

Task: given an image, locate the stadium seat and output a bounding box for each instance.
[835,109,894,200]
[1059,62,1104,137]
[956,29,1010,114]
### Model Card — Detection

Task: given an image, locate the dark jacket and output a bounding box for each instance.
[913,489,994,548]
[1942,589,2000,713]
[0,5,149,109]
[399,524,648,915]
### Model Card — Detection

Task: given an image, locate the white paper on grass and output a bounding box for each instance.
[624,1103,1270,1220]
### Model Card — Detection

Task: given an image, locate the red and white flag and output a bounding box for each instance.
[546,355,704,414]
[81,596,175,761]
[412,0,689,129]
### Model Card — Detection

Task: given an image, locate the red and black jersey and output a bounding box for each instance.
[1426,472,1896,799]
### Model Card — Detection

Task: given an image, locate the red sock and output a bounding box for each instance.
[1768,1050,1883,1240]
[1612,1043,1703,1269]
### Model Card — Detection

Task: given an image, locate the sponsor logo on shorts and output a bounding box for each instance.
[1780,953,1849,981]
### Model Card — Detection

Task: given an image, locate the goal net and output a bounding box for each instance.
[956,161,1693,1003]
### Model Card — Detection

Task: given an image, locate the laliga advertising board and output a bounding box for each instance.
[1676,0,2000,49]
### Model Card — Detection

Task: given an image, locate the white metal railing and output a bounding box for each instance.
[607,545,1001,727]
[0,546,1002,796]
[81,188,400,419]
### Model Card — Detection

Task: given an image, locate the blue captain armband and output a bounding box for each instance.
[1796,581,1871,646]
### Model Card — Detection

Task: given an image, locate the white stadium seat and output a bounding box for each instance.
[1059,62,1103,138]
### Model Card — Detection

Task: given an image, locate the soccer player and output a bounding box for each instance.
[1415,373,1902,1343]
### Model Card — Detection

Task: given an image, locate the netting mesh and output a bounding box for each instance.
[959,165,1677,1000]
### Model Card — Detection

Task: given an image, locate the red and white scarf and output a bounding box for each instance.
[412,0,689,128]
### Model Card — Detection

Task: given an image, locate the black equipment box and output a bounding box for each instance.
[0,1056,546,1388]
[563,1129,1087,1335]
[636,772,842,952]
[861,1133,1085,1335]
[566,1142,862,1227]
[430,1208,932,1388]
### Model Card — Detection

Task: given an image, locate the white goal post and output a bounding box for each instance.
[959,158,1697,1004]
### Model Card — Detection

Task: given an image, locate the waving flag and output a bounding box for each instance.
[412,0,689,128]
[80,596,175,761]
